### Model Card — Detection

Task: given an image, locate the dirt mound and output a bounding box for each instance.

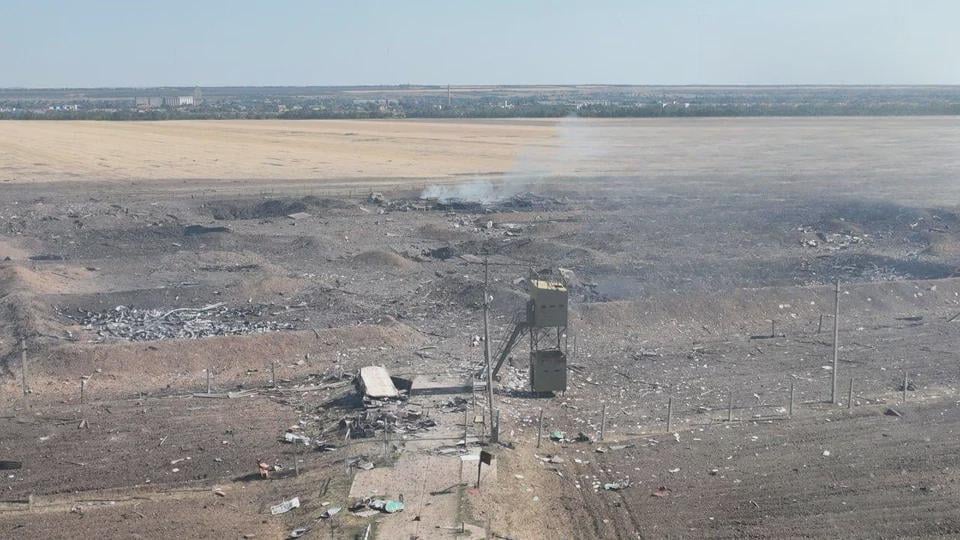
[465,237,602,267]
[432,276,526,313]
[31,320,422,396]
[0,291,59,347]
[417,223,472,242]
[921,233,960,258]
[576,277,960,344]
[352,250,418,271]
[0,238,31,261]
[156,250,286,275]
[205,196,351,220]
[0,265,99,296]
[233,275,306,301]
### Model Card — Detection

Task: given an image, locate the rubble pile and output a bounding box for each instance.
[350,497,405,515]
[798,226,868,249]
[339,406,437,439]
[369,192,564,214]
[66,303,295,341]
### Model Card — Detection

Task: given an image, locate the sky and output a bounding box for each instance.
[2,0,958,88]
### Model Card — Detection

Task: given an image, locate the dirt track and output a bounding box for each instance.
[2,117,960,538]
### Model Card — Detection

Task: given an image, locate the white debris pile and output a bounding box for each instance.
[66,302,295,341]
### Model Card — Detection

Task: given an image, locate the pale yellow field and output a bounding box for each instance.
[0,119,547,183]
[1,118,959,190]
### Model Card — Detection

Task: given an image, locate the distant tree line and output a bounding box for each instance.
[4,95,960,120]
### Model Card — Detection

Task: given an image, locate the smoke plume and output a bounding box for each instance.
[420,116,608,203]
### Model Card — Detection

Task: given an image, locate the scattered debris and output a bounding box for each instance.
[897,380,917,392]
[259,459,282,479]
[352,509,380,518]
[29,254,66,261]
[64,303,294,341]
[604,480,630,491]
[368,499,405,514]
[424,246,456,260]
[321,506,342,519]
[797,226,867,251]
[194,389,257,399]
[651,486,671,497]
[184,224,230,236]
[270,497,301,515]
[283,433,311,445]
[340,407,436,439]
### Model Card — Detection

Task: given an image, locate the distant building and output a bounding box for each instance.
[136,96,164,108]
[163,95,194,107]
[136,95,195,108]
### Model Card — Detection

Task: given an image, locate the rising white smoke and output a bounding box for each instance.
[420,115,608,203]
[420,178,527,203]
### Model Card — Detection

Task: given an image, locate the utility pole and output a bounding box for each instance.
[831,280,840,404]
[483,258,497,442]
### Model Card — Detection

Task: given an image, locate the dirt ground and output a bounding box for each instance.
[2,117,960,538]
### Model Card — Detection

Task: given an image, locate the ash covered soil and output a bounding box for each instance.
[2,174,960,538]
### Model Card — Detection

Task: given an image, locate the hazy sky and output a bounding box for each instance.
[3,0,958,87]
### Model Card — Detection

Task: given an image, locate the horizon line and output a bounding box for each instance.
[4,83,960,91]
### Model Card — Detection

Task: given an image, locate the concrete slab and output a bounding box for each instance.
[358,366,399,398]
[348,453,470,539]
[410,375,472,396]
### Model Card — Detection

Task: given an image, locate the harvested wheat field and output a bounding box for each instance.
[2,118,960,193]
[3,117,960,538]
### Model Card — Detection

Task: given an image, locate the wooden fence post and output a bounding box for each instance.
[666,397,673,432]
[789,382,795,418]
[831,280,840,404]
[847,378,854,410]
[728,391,734,422]
[600,404,606,441]
[537,408,543,448]
[20,339,28,396]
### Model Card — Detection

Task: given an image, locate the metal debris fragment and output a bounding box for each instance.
[270,497,301,515]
